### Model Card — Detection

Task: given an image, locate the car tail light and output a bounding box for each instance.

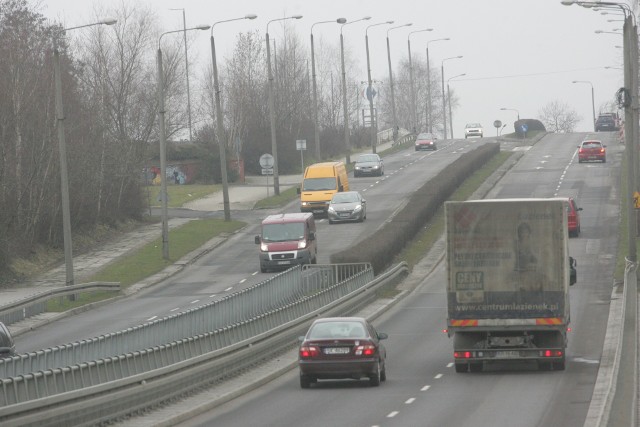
[541,350,563,358]
[299,345,319,358]
[355,344,376,356]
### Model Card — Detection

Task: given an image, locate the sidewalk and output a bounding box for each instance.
[0,139,398,332]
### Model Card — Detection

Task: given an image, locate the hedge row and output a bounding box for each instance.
[330,143,501,275]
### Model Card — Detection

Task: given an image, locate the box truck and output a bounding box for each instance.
[444,198,576,372]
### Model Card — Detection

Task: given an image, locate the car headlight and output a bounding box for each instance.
[260,242,268,251]
[353,205,362,212]
[328,206,335,213]
[372,165,379,169]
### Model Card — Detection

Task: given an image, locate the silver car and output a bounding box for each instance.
[327,191,366,224]
[353,154,384,177]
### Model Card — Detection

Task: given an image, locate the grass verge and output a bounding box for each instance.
[147,184,222,208]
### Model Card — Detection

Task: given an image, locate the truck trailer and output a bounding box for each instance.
[444,198,576,372]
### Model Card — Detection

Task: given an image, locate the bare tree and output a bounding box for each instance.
[538,100,581,133]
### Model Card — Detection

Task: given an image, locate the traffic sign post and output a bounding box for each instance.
[493,120,502,138]
[259,153,274,197]
[296,139,306,175]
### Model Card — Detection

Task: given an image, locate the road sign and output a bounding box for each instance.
[296,140,306,150]
[259,153,274,169]
[262,168,274,175]
[493,120,502,128]
[520,123,528,133]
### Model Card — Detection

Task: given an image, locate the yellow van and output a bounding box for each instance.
[298,161,349,214]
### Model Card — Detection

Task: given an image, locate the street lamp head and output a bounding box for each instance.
[363,16,372,20]
[386,20,394,24]
[245,14,258,20]
[293,15,303,19]
[560,0,575,5]
[337,18,347,24]
[101,18,118,26]
[194,24,211,30]
[456,55,463,58]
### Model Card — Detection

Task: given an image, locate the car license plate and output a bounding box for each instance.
[277,261,290,265]
[495,351,520,359]
[323,347,350,355]
[313,209,324,214]
[339,213,350,217]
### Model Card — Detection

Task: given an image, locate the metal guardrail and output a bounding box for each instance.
[0,264,370,378]
[0,282,120,326]
[0,263,408,426]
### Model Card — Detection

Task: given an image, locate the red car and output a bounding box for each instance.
[298,317,388,388]
[567,197,582,237]
[578,140,606,163]
[415,133,438,151]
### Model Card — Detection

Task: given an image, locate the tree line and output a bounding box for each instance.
[0,0,453,280]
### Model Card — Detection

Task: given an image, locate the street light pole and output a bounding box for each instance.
[54,18,117,287]
[157,24,210,260]
[447,73,466,139]
[441,55,462,139]
[311,18,347,160]
[386,23,412,144]
[572,80,596,131]
[407,28,432,133]
[500,107,520,122]
[425,37,449,133]
[211,14,257,222]
[169,8,193,142]
[267,15,303,196]
[365,21,394,154]
[341,17,371,165]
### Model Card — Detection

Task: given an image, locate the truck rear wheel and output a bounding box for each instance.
[469,362,483,372]
[455,363,468,373]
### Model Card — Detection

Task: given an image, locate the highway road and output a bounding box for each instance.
[13,132,622,427]
[176,131,622,427]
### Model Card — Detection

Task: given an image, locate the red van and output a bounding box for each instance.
[255,213,317,272]
[567,197,582,237]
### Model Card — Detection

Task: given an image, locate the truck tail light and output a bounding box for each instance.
[454,351,473,359]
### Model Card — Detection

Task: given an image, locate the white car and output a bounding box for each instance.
[464,123,483,138]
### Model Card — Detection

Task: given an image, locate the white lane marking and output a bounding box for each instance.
[224,287,233,292]
[421,385,431,391]
[405,398,416,404]
[387,411,399,418]
[252,271,259,276]
[239,278,247,284]
[147,316,157,321]
[170,308,180,312]
[446,362,455,368]
[209,294,217,298]
[190,300,200,304]
[435,373,443,379]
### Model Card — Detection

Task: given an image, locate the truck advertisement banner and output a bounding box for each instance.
[445,200,568,319]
